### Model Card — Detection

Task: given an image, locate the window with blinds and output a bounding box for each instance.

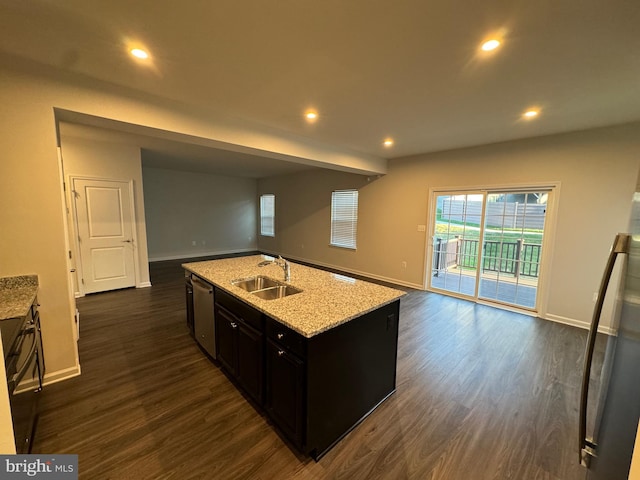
[260,194,275,237]
[330,189,358,249]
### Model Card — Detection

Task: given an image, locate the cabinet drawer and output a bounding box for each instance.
[266,317,306,359]
[215,288,263,331]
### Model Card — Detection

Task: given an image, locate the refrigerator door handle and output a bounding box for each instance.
[579,233,630,467]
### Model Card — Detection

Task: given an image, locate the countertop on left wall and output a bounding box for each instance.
[0,275,39,321]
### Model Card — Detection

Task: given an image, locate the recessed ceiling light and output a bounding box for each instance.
[383,138,394,147]
[305,110,318,122]
[130,48,149,59]
[522,109,540,119]
[481,39,501,52]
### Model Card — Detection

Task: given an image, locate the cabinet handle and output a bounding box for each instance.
[278,350,285,357]
[231,322,238,329]
[277,333,284,340]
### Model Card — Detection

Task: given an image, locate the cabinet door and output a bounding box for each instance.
[215,306,238,375]
[34,311,45,382]
[237,323,264,405]
[265,339,305,448]
[185,278,194,336]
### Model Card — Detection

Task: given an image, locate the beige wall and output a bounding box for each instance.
[258,168,370,269]
[60,125,151,293]
[143,167,258,260]
[0,77,78,383]
[258,123,640,329]
[630,420,640,480]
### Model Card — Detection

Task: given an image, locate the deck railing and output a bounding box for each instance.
[433,237,541,278]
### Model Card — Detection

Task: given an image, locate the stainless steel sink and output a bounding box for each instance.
[251,285,302,300]
[231,275,302,300]
[231,275,281,292]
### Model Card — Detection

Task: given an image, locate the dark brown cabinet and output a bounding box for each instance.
[214,289,264,405]
[215,305,238,375]
[236,320,264,404]
[3,297,45,454]
[187,272,400,461]
[265,335,305,448]
[185,273,194,336]
[304,301,399,459]
[266,304,400,460]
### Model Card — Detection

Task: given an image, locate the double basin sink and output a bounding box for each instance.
[231,275,302,300]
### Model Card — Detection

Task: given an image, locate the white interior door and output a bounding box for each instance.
[73,178,136,294]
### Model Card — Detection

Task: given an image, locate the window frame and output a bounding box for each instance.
[330,189,358,250]
[260,194,275,237]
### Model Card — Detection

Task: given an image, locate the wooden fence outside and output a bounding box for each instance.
[441,199,546,230]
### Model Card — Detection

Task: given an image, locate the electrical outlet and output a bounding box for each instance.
[191,240,197,246]
[402,261,407,269]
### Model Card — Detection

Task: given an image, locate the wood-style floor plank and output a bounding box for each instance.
[32,257,604,479]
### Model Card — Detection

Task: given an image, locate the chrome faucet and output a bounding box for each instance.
[258,255,291,281]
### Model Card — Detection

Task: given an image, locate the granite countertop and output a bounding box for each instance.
[183,255,406,338]
[0,275,39,321]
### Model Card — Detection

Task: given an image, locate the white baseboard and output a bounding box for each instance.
[544,313,614,335]
[14,364,81,394]
[260,250,422,290]
[149,248,258,262]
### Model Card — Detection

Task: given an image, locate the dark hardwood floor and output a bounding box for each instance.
[32,258,603,479]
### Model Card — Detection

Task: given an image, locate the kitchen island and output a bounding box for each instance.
[183,254,405,460]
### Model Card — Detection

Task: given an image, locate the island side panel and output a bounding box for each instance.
[305,300,400,459]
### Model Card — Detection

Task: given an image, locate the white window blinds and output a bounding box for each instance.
[330,190,358,249]
[260,194,275,236]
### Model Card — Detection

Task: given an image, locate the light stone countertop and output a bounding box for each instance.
[183,255,406,338]
[0,275,39,321]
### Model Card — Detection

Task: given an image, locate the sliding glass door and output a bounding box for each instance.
[431,193,484,297]
[478,192,547,308]
[429,189,549,311]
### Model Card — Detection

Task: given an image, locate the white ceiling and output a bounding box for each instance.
[3,0,640,172]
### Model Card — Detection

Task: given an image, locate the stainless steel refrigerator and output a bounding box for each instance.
[579,189,640,479]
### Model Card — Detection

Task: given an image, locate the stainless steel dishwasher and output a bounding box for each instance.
[192,275,217,359]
